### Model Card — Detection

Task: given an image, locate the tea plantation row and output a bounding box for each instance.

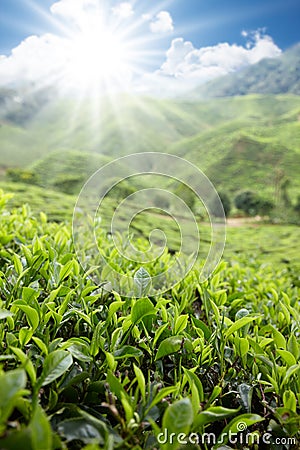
[0,190,299,449]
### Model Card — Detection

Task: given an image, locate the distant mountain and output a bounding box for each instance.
[1,93,299,202]
[192,43,300,98]
[170,123,300,200]
[0,84,56,126]
[1,93,299,168]
[0,86,299,207]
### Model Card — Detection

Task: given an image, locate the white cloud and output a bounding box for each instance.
[0,34,67,86]
[160,38,194,75]
[247,32,281,63]
[0,30,135,92]
[0,0,136,91]
[0,4,282,99]
[150,11,174,33]
[50,0,97,23]
[141,13,152,22]
[142,31,281,94]
[112,2,134,19]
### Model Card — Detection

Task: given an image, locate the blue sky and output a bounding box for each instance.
[1,0,299,53]
[0,0,299,95]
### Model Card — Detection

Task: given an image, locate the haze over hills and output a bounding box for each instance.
[1,93,299,206]
[0,43,299,215]
[1,41,299,127]
[191,43,300,98]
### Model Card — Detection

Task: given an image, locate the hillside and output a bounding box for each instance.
[0,181,76,222]
[169,95,300,201]
[192,43,300,98]
[0,92,299,216]
[0,93,299,165]
[0,95,202,166]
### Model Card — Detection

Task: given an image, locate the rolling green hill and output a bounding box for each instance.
[1,93,299,164]
[169,96,300,201]
[0,92,299,216]
[0,182,76,222]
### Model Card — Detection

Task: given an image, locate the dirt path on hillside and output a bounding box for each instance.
[226,217,263,227]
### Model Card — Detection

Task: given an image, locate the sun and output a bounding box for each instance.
[12,0,169,97]
[64,24,134,91]
[57,5,138,94]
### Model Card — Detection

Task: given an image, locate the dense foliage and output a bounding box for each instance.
[234,191,274,216]
[0,190,299,449]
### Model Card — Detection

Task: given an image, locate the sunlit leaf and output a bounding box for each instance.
[155,336,184,360]
[131,297,155,325]
[38,350,73,387]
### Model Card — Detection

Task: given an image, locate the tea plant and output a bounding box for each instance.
[0,190,299,449]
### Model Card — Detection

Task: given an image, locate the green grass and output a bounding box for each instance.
[0,190,299,449]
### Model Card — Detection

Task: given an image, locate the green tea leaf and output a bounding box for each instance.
[191,317,211,339]
[183,368,204,403]
[162,398,193,447]
[218,414,264,445]
[134,267,151,296]
[225,316,258,338]
[113,345,142,359]
[206,386,222,407]
[0,309,13,320]
[19,328,33,347]
[57,417,106,445]
[58,260,75,284]
[22,287,38,304]
[30,404,52,450]
[107,370,129,402]
[234,337,249,358]
[17,305,39,331]
[155,336,184,360]
[13,254,23,276]
[149,386,178,409]
[272,327,286,349]
[0,369,27,423]
[38,350,73,387]
[10,347,36,385]
[194,406,239,427]
[174,315,188,335]
[32,337,48,355]
[281,364,300,387]
[283,390,297,412]
[131,297,155,325]
[287,334,299,360]
[277,349,296,367]
[134,364,146,402]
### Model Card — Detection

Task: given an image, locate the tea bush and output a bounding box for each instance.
[0,190,299,449]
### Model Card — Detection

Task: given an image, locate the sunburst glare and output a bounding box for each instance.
[64,25,132,90]
[19,0,172,97]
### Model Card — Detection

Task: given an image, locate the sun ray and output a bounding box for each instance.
[22,0,79,40]
[0,0,190,140]
[4,0,179,101]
